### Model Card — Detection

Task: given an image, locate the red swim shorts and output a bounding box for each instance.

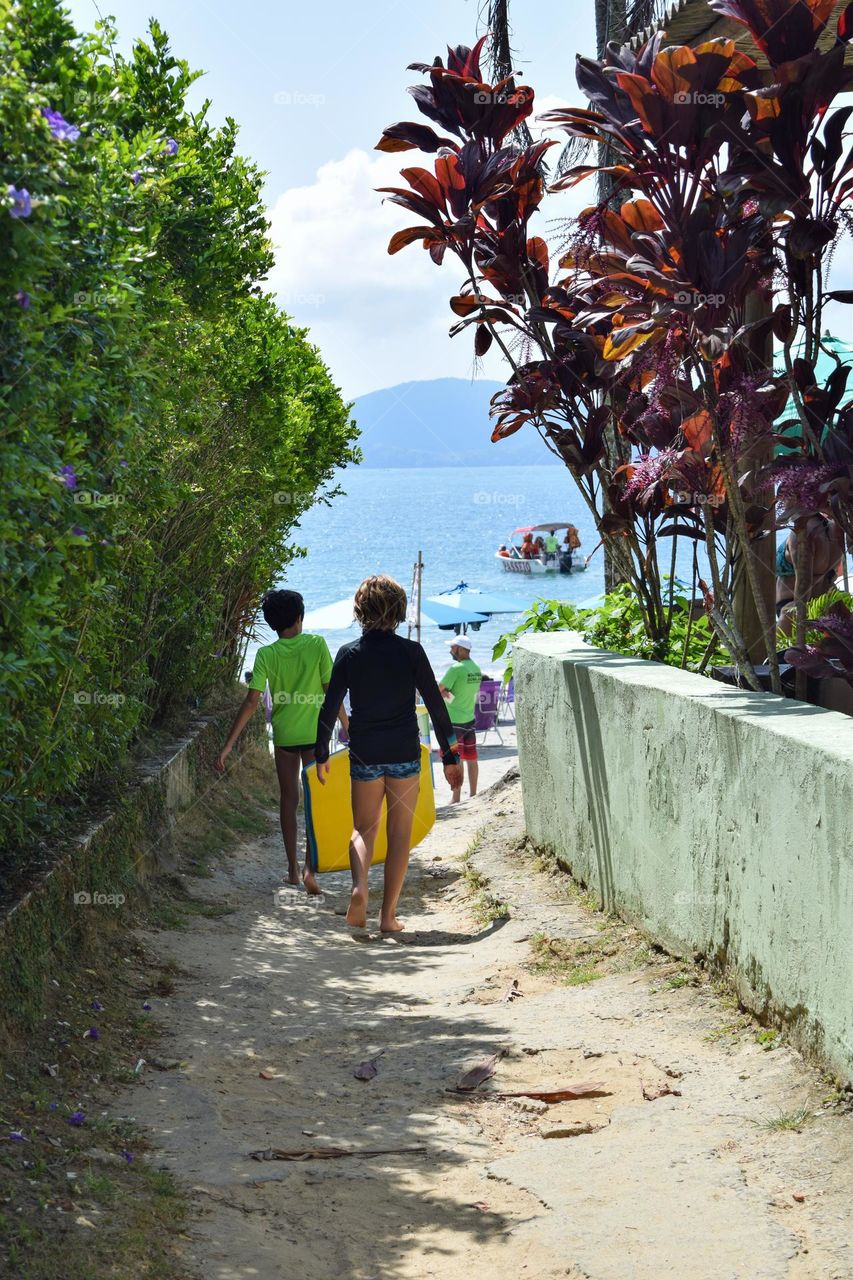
[452,722,478,762]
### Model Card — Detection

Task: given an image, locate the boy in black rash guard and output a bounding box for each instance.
[314,575,463,933]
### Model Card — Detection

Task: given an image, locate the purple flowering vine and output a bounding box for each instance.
[15,290,30,309]
[163,138,179,156]
[67,1110,86,1126]
[59,464,78,490]
[42,109,81,142]
[7,186,31,219]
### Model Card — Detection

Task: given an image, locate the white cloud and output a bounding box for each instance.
[266,136,595,399]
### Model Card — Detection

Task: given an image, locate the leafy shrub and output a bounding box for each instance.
[0,2,356,852]
[494,583,723,678]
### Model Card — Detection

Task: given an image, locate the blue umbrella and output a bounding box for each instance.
[774,332,853,453]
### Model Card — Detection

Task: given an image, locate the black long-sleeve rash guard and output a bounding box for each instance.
[314,630,460,767]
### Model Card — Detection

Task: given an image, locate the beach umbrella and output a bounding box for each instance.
[430,583,529,615]
[302,595,487,631]
[774,332,853,454]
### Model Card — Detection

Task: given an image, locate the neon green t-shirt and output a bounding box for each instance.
[440,657,482,725]
[249,633,333,747]
[544,534,559,552]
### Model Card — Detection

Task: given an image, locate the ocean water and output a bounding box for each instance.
[245,464,603,677]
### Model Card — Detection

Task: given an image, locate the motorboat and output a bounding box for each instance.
[496,523,588,575]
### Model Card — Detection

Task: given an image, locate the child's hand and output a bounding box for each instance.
[214,745,231,774]
[444,763,464,790]
[316,759,330,785]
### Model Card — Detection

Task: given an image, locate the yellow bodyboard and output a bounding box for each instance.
[302,745,436,874]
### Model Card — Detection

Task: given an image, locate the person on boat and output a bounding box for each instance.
[314,575,462,933]
[565,525,581,552]
[776,513,845,634]
[520,532,536,559]
[439,634,482,804]
[497,544,511,558]
[544,529,560,562]
[534,535,545,557]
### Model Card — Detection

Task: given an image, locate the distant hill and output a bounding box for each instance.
[351,377,557,468]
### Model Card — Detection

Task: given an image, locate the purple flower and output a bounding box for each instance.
[48,1102,58,1111]
[118,460,129,468]
[84,1026,99,1040]
[131,171,142,186]
[71,525,86,538]
[141,1001,152,1011]
[15,290,30,310]
[66,1110,86,1126]
[163,138,179,156]
[121,1150,134,1163]
[42,109,81,142]
[8,1130,26,1142]
[7,186,31,219]
[91,999,103,1011]
[59,464,78,490]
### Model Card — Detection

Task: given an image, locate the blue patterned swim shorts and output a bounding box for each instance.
[350,759,421,782]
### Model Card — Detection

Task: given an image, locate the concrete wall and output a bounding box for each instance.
[514,633,853,1081]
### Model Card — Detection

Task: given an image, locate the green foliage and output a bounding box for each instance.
[0,1,357,852]
[494,582,723,678]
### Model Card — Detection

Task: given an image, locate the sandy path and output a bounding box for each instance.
[122,765,853,1280]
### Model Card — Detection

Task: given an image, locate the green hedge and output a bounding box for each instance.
[0,1,356,852]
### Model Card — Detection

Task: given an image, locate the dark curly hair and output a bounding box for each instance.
[262,589,304,633]
[353,575,407,632]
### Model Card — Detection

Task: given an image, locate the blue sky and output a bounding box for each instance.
[64,0,596,398]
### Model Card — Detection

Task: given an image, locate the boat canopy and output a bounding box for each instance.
[512,522,575,535]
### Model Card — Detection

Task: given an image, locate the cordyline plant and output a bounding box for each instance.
[377,1,853,694]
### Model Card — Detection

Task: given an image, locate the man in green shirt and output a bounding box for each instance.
[544,529,560,563]
[215,589,347,890]
[439,634,482,803]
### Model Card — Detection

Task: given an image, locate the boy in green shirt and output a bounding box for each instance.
[215,590,347,890]
[439,634,482,803]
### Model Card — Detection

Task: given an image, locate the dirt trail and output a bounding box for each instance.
[122,765,853,1280]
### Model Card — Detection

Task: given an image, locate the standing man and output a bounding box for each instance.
[544,528,560,564]
[439,634,482,803]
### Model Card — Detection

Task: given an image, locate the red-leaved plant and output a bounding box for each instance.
[377,3,853,692]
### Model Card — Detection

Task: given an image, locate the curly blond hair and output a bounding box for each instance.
[353,575,408,632]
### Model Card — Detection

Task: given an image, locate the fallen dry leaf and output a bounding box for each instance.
[258,1068,277,1080]
[470,1201,490,1212]
[353,1050,384,1081]
[75,1216,96,1229]
[792,1191,806,1203]
[642,1080,682,1101]
[496,1082,610,1102]
[500,979,524,1003]
[455,1051,503,1092]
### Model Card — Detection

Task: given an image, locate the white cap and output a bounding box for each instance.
[446,634,472,651]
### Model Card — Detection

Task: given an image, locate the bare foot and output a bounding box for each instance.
[303,867,321,895]
[346,886,368,928]
[379,917,405,934]
[285,870,300,887]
